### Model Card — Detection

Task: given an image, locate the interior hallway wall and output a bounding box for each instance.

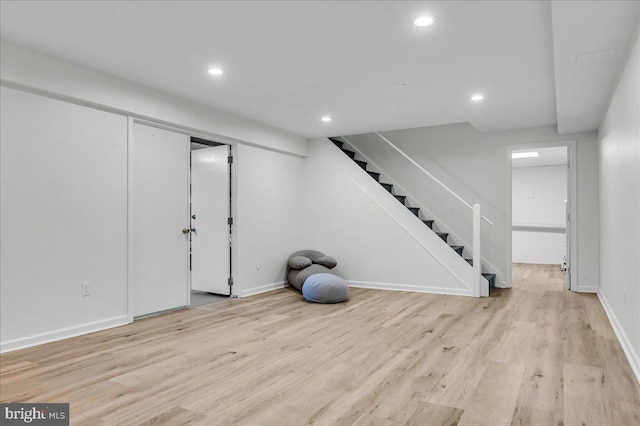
[598,33,640,379]
[512,165,567,264]
[346,124,599,291]
[1,87,129,347]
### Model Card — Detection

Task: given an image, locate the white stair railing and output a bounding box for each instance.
[375,132,493,297]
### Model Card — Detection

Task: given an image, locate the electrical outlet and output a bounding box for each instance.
[82,282,90,297]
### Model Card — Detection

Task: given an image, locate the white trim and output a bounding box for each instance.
[506,140,578,289]
[598,292,640,384]
[314,138,474,292]
[127,116,135,323]
[239,281,288,298]
[339,137,500,284]
[230,144,239,297]
[0,315,129,354]
[573,286,599,293]
[348,281,473,297]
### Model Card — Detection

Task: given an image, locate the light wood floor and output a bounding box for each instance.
[1,264,639,425]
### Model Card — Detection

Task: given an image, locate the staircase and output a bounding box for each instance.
[329,137,496,292]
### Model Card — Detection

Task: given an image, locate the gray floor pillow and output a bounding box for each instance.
[301,273,349,303]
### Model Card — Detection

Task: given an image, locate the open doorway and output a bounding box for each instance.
[189,137,233,307]
[506,141,577,290]
[128,121,237,320]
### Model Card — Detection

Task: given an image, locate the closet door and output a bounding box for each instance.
[191,145,230,295]
[131,123,190,317]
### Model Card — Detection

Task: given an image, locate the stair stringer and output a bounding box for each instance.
[313,137,475,295]
[342,134,501,287]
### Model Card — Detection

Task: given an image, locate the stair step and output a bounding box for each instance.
[482,273,496,288]
[407,207,420,217]
[394,195,406,204]
[355,160,368,170]
[436,232,448,242]
[329,138,343,148]
[450,245,464,256]
[465,258,473,266]
[422,220,434,229]
[380,183,393,192]
[343,149,356,159]
[367,171,380,180]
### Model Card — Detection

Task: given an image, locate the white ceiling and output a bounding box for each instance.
[512,146,568,168]
[552,1,640,135]
[0,1,638,139]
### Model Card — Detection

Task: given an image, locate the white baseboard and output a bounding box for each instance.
[348,280,473,297]
[239,281,288,298]
[574,285,599,293]
[597,291,640,385]
[0,315,130,354]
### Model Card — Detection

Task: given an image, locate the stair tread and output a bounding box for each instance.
[380,183,393,192]
[450,245,464,256]
[482,273,496,288]
[355,160,368,170]
[367,171,380,180]
[329,138,343,148]
[343,149,356,158]
[407,207,420,216]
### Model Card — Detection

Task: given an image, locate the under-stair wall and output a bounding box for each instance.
[345,123,601,290]
[302,139,474,296]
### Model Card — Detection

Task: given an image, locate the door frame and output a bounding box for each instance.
[505,139,577,290]
[189,141,233,297]
[127,117,239,323]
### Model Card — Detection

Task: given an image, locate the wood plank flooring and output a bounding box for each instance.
[1,264,639,425]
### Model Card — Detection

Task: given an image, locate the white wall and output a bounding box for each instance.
[0,43,308,352]
[235,144,305,296]
[301,141,469,295]
[1,87,128,348]
[346,124,599,290]
[512,165,567,264]
[598,33,640,381]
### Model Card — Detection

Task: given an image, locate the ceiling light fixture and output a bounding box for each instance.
[414,16,434,27]
[208,67,224,76]
[512,152,539,159]
[470,94,484,101]
[321,116,333,122]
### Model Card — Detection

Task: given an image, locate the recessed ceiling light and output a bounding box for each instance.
[470,94,484,101]
[414,16,434,27]
[512,152,539,159]
[321,116,333,122]
[208,67,224,76]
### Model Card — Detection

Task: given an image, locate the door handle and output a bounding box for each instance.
[182,228,191,234]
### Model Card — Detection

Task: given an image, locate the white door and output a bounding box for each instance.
[191,145,230,295]
[566,148,572,290]
[131,123,190,317]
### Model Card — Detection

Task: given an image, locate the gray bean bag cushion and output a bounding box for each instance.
[302,273,349,303]
[286,250,349,303]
